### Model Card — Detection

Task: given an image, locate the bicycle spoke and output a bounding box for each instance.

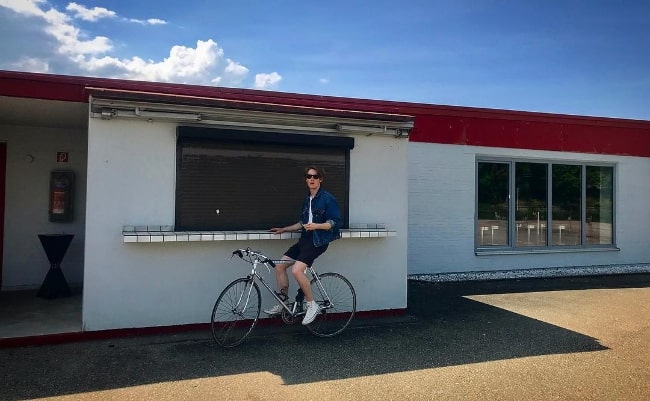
[307,272,356,337]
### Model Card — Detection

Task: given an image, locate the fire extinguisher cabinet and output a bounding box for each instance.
[49,170,74,222]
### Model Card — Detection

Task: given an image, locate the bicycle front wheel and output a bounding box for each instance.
[307,272,356,337]
[211,277,261,347]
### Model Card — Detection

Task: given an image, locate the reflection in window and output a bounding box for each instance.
[515,163,547,246]
[477,162,509,246]
[552,164,581,246]
[476,159,615,251]
[586,166,614,245]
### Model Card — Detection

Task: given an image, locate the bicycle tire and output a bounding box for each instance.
[306,272,356,337]
[211,277,261,347]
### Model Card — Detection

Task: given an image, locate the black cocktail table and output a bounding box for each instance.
[37,234,74,299]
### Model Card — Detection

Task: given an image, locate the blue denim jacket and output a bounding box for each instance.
[301,188,342,247]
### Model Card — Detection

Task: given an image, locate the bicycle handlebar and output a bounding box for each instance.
[232,248,276,267]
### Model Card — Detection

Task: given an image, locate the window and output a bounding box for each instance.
[552,164,581,246]
[586,166,614,245]
[476,159,614,250]
[175,127,352,231]
[516,162,548,247]
[477,162,509,246]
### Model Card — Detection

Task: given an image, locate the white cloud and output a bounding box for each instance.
[129,18,168,25]
[147,18,166,25]
[319,78,330,84]
[64,1,166,25]
[64,2,165,25]
[224,59,249,84]
[0,0,114,56]
[46,8,113,55]
[254,72,282,90]
[74,39,249,86]
[66,2,115,21]
[0,0,45,16]
[0,1,271,88]
[9,56,49,73]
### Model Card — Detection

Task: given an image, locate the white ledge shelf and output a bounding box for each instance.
[122,224,396,243]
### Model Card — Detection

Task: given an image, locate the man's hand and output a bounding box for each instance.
[270,227,284,235]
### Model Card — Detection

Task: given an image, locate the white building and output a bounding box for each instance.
[0,70,648,335]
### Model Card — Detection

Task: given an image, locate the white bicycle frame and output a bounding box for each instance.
[234,249,333,317]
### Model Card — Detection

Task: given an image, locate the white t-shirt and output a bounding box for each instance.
[308,196,314,224]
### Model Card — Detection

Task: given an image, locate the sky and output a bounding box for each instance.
[1,0,649,120]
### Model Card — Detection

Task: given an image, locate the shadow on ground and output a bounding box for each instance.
[3,273,648,400]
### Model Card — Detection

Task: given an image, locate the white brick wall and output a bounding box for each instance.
[83,119,408,331]
[408,142,650,275]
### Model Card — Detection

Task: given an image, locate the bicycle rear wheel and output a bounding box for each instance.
[306,272,356,337]
[211,277,261,347]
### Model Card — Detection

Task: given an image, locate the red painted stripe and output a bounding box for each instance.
[0,309,406,348]
[1,71,649,157]
[0,71,405,113]
[408,115,650,157]
[0,323,209,348]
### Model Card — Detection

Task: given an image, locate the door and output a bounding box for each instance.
[0,143,5,290]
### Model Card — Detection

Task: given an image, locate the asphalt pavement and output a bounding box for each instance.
[1,273,649,401]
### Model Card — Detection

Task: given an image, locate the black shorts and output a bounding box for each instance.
[284,233,329,267]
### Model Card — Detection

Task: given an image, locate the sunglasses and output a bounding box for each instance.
[305,174,321,179]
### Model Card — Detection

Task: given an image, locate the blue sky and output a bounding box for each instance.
[1,0,649,120]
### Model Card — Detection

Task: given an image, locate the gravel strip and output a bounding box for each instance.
[409,263,650,282]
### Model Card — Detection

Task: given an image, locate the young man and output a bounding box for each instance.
[266,166,341,325]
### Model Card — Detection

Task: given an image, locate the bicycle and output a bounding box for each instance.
[210,247,356,347]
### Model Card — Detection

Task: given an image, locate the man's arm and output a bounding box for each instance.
[270,222,303,234]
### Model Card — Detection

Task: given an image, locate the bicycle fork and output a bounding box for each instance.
[233,276,256,315]
[232,259,267,315]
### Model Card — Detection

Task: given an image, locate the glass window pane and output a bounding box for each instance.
[552,165,582,245]
[586,166,614,245]
[477,162,509,246]
[515,162,548,246]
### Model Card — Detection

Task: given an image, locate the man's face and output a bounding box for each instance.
[305,169,322,191]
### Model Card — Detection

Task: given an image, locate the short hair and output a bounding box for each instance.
[304,165,325,180]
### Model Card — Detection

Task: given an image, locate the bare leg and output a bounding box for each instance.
[274,256,294,301]
[291,261,314,302]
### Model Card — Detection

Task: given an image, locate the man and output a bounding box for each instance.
[266,166,341,325]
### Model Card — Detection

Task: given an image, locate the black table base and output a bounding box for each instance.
[37,234,74,299]
[37,265,72,298]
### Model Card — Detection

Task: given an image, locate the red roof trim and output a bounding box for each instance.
[1,70,649,157]
[409,115,650,157]
[2,70,647,125]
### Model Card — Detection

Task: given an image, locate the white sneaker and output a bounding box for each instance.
[302,301,320,325]
[264,304,284,315]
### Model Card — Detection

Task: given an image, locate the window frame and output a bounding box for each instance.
[475,157,617,253]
